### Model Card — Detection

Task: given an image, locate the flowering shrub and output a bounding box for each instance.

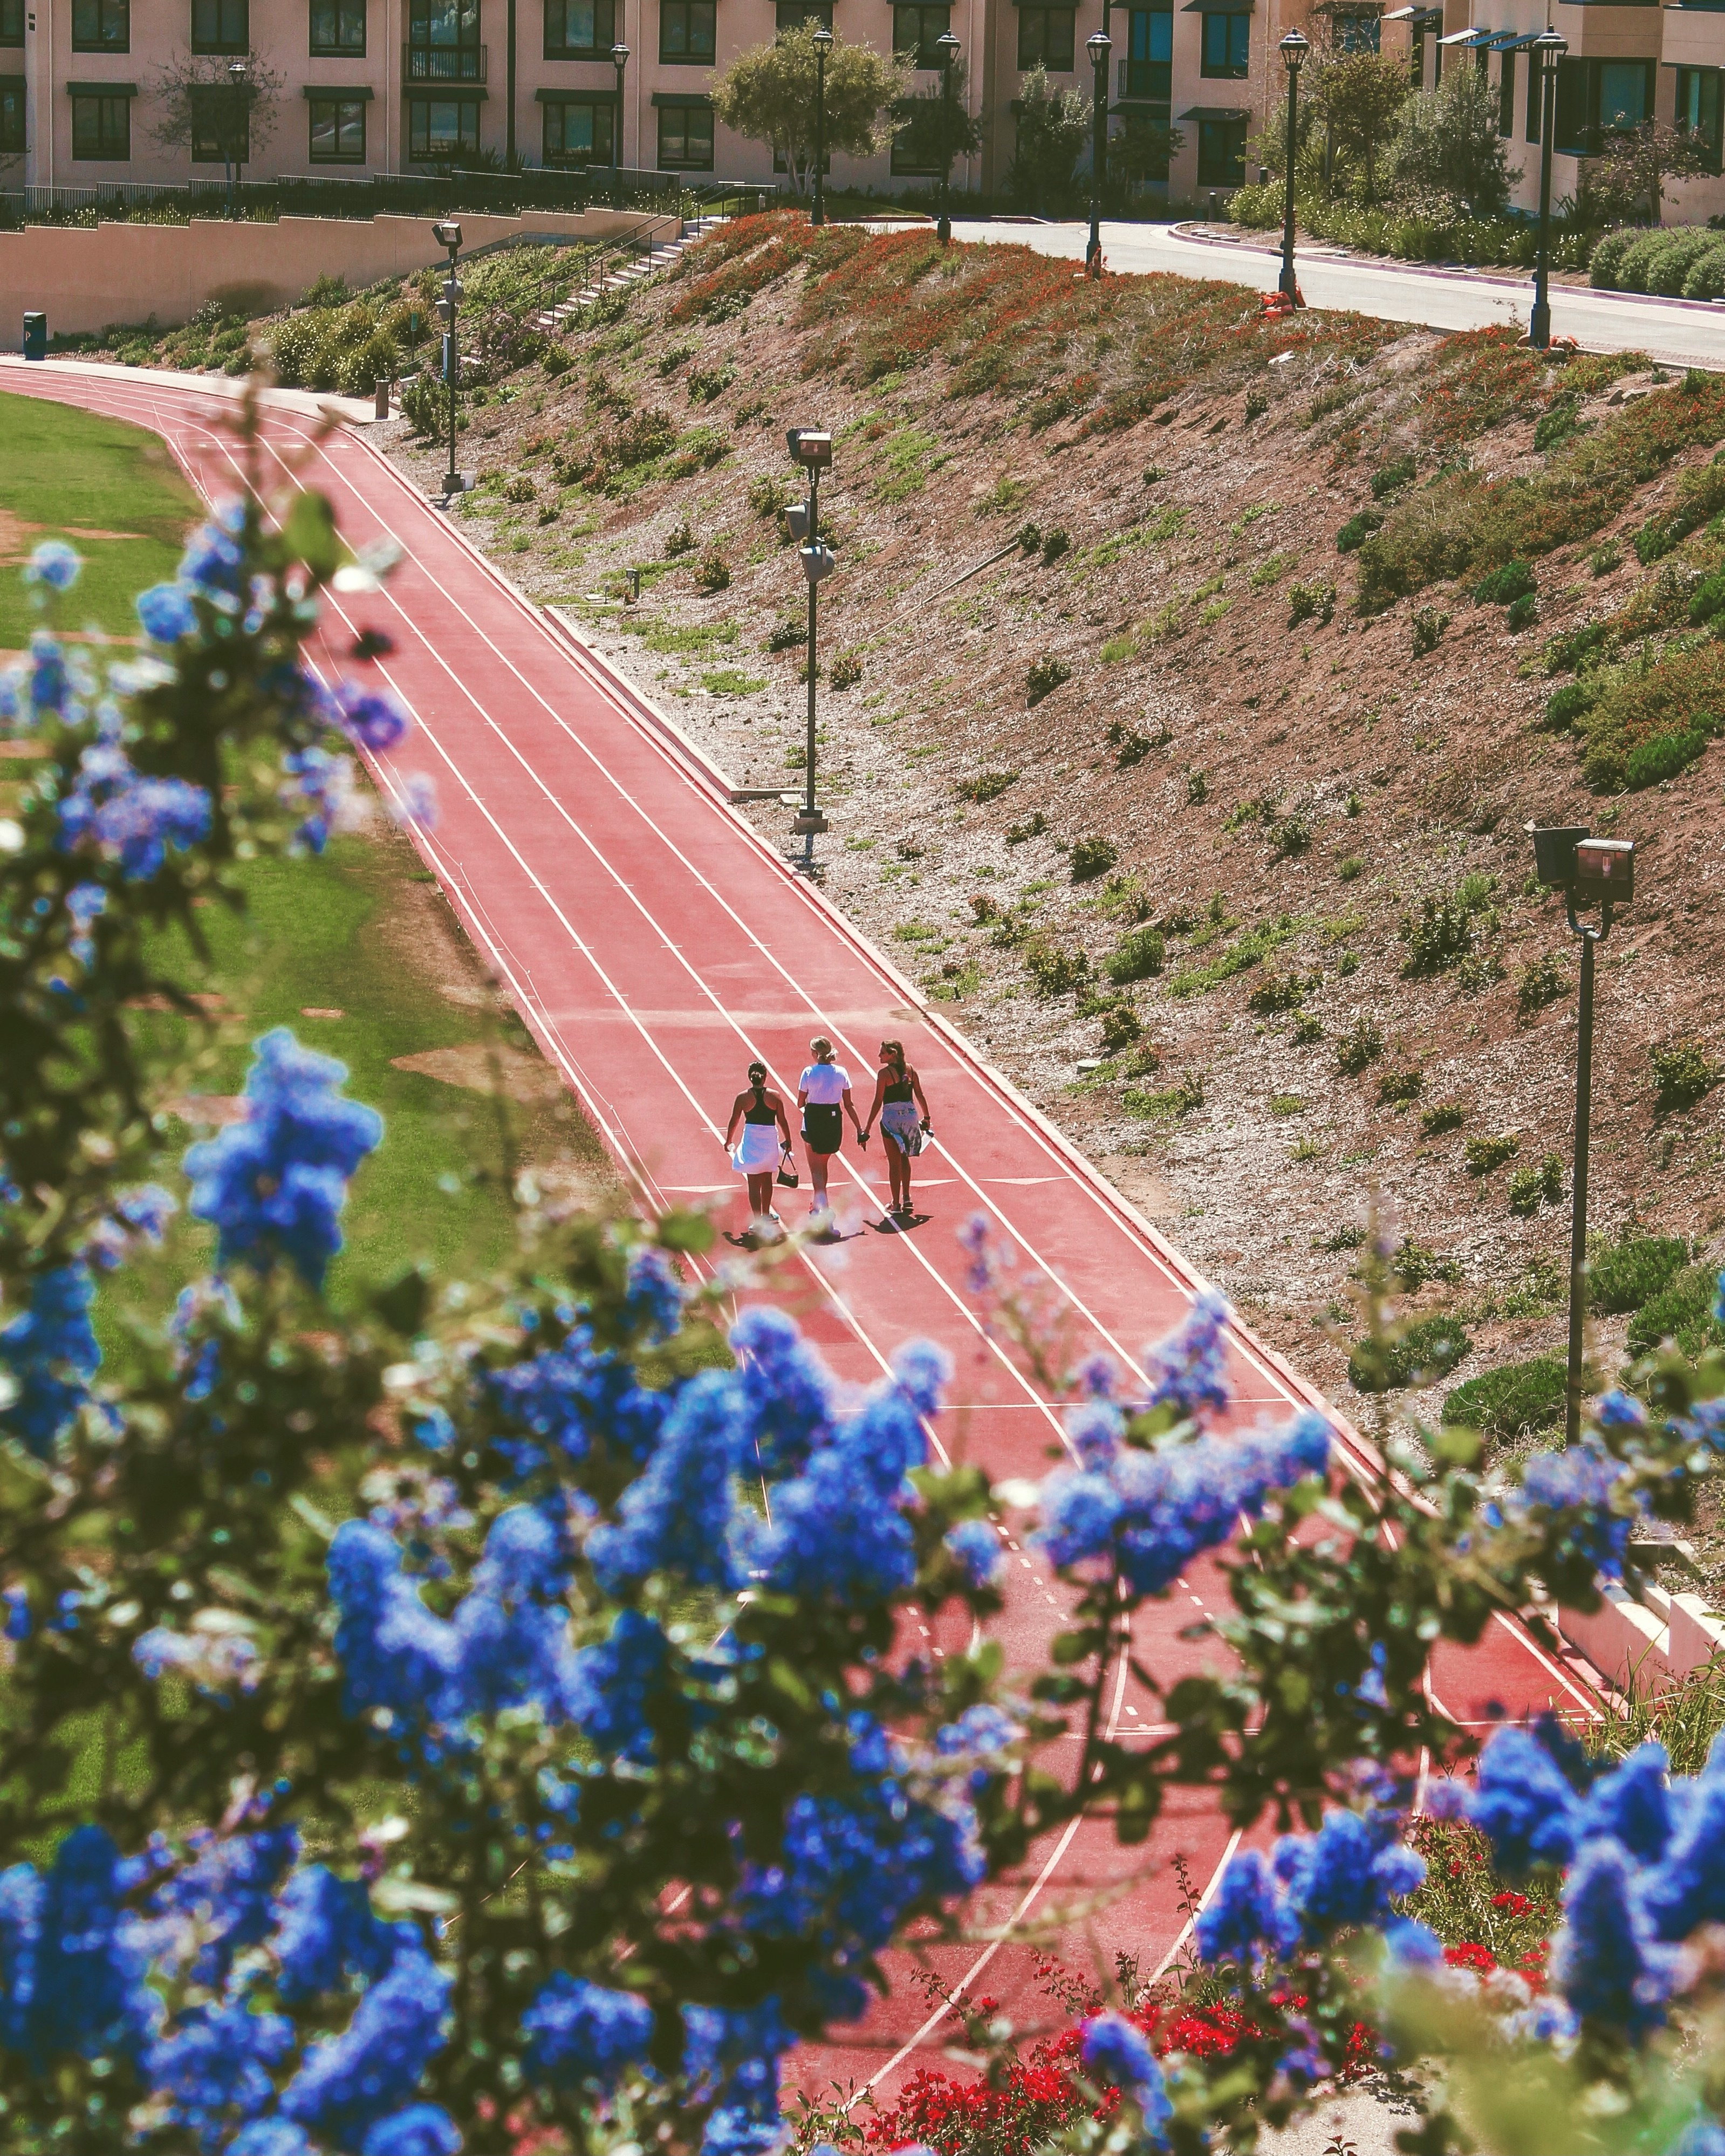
[4,395,1725,2156]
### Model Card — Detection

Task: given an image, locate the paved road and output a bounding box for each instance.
[950,217,1725,369]
[0,355,1609,2108]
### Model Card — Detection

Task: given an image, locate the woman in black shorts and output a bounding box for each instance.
[796,1035,862,1222]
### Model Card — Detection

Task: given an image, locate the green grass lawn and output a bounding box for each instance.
[0,389,200,651]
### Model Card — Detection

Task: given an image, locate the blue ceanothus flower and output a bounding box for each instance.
[183,1029,383,1287]
[0,1262,104,1456]
[1196,1809,1425,1971]
[521,1973,655,2089]
[1080,2011,1173,2144]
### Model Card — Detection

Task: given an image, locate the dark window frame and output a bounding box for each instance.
[1676,63,1724,175]
[408,92,482,155]
[892,2,950,68]
[190,0,249,53]
[71,89,130,156]
[72,0,130,53]
[1017,5,1074,70]
[1120,100,1170,179]
[1195,112,1245,182]
[658,0,715,62]
[0,0,21,49]
[775,1,832,29]
[408,0,481,49]
[544,0,615,56]
[1553,53,1653,155]
[309,0,366,55]
[1497,46,1514,137]
[1199,10,1248,81]
[189,81,249,159]
[0,74,24,150]
[1125,6,1170,97]
[655,99,713,165]
[309,92,367,159]
[542,91,614,160]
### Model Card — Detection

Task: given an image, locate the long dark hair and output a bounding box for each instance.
[879,1039,906,1078]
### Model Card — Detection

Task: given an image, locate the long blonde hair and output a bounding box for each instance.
[810,1036,834,1062]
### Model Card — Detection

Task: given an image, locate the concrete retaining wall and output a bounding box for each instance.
[0,207,676,345]
[1556,1576,1725,1694]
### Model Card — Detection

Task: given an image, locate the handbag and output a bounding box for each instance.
[776,1147,799,1189]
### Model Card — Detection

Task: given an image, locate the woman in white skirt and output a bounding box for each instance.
[723,1060,793,1238]
[797,1035,862,1222]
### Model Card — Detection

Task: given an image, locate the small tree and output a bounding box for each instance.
[1007,63,1090,214]
[1391,62,1519,219]
[1111,113,1185,193]
[149,46,284,201]
[1580,117,1713,227]
[1309,50,1409,202]
[710,24,907,199]
[890,56,984,184]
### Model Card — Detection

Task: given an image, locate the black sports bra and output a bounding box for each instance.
[884,1074,913,1103]
[744,1086,778,1125]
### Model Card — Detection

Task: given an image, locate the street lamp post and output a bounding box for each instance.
[1086,29,1110,277]
[1527,824,1637,1446]
[433,220,464,500]
[224,58,248,219]
[935,29,960,245]
[611,41,629,182]
[1530,28,1567,350]
[1278,29,1309,303]
[812,25,833,227]
[785,427,836,874]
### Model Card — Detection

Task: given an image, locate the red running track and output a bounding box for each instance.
[1,359,1610,2104]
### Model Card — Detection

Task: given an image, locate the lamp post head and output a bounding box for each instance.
[934,28,959,63]
[1280,28,1310,71]
[1534,26,1566,59]
[788,426,833,469]
[432,217,462,251]
[612,39,629,63]
[812,23,834,52]
[227,56,247,77]
[1087,28,1112,63]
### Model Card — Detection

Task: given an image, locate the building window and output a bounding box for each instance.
[72,0,129,51]
[190,82,249,158]
[656,100,712,165]
[775,1,832,28]
[1125,8,1170,97]
[1677,66,1723,175]
[0,74,24,149]
[1017,6,1073,70]
[545,0,614,54]
[893,3,949,67]
[1335,9,1378,52]
[1196,113,1244,182]
[0,0,20,47]
[408,0,482,77]
[1553,54,1652,156]
[71,89,129,155]
[1497,47,1514,137]
[1199,11,1248,80]
[543,92,613,159]
[309,93,366,158]
[1120,101,1170,179]
[409,93,481,154]
[659,0,714,60]
[191,0,249,52]
[310,0,365,52]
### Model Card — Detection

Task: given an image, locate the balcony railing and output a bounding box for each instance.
[402,43,488,83]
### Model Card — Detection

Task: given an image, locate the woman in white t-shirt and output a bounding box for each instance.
[796,1036,862,1219]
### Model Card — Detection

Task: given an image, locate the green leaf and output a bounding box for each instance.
[280,490,343,581]
[1050,1627,1099,1667]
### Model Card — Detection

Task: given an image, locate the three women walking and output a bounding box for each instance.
[724,1036,932,1238]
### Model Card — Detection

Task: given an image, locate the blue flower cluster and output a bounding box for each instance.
[521,1973,654,2089]
[0,1261,102,1455]
[25,540,82,594]
[184,1029,383,1286]
[1509,1440,1642,1577]
[1460,1720,1725,2040]
[58,740,211,881]
[0,1825,156,2069]
[1080,2011,1172,2143]
[1036,1298,1330,1594]
[1196,1809,1426,1967]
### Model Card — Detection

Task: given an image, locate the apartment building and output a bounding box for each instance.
[6,0,1713,215]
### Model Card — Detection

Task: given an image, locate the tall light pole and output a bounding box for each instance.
[812,25,833,226]
[1527,825,1636,1446]
[934,29,960,245]
[1530,27,1567,350]
[224,57,248,219]
[612,40,629,176]
[1086,29,1110,276]
[1278,30,1309,302]
[433,220,464,501]
[785,428,835,874]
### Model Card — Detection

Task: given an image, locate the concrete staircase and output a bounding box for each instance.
[530,214,725,333]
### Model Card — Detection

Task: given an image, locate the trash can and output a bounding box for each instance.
[22,312,46,361]
[374,375,392,420]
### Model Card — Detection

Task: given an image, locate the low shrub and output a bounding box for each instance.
[747,474,785,518]
[1633,451,1725,565]
[1516,953,1570,1018]
[1371,454,1416,499]
[1420,1101,1467,1136]
[1070,836,1119,884]
[830,649,863,689]
[1689,570,1725,626]
[1402,895,1476,977]
[1576,644,1725,793]
[1335,1014,1385,1076]
[1348,1313,1472,1394]
[1627,1263,1725,1357]
[1589,229,1638,290]
[1624,729,1708,790]
[1377,1066,1423,1109]
[1288,579,1336,628]
[1269,811,1312,859]
[1651,1037,1724,1112]
[1247,968,1311,1015]
[665,518,694,556]
[1099,1004,1142,1053]
[1104,925,1166,984]
[1534,399,1582,454]
[765,615,805,652]
[958,768,1018,803]
[1508,1153,1564,1215]
[503,474,536,504]
[1442,1356,1567,1439]
[694,549,731,593]
[1124,1070,1204,1117]
[1506,592,1538,633]
[1412,607,1449,656]
[1290,1011,1324,1045]
[1041,527,1071,566]
[1475,559,1535,607]
[1465,1132,1520,1175]
[1390,1238,1462,1290]
[686,361,736,404]
[1543,681,1597,731]
[1682,237,1725,301]
[1006,811,1048,844]
[1027,653,1071,706]
[1337,509,1385,553]
[1587,1232,1689,1315]
[1023,935,1090,996]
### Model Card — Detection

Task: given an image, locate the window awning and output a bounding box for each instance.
[651,88,712,104]
[1181,2,1254,11]
[1494,30,1545,45]
[66,78,138,95]
[303,83,375,97]
[1179,101,1250,115]
[1382,5,1444,18]
[1112,97,1172,108]
[536,83,619,98]
[1438,25,1495,44]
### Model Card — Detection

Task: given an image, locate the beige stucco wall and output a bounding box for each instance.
[0,203,676,341]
